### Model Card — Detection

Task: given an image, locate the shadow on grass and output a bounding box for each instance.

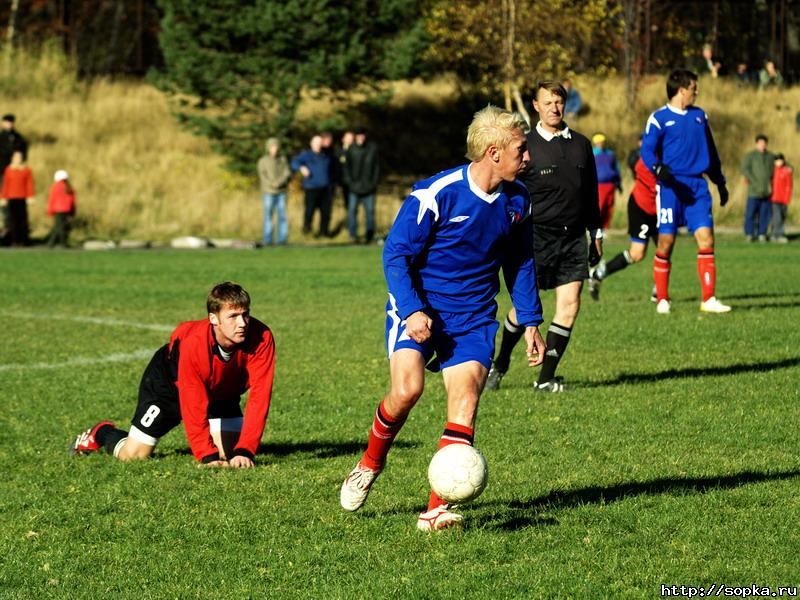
[582,356,800,388]
[165,439,418,460]
[483,468,800,531]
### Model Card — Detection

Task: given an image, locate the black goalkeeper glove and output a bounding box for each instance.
[653,163,674,185]
[718,184,729,207]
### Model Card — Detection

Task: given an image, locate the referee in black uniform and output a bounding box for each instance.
[487,80,602,392]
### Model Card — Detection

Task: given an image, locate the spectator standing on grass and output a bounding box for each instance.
[70,282,275,467]
[336,130,354,210]
[641,69,731,315]
[343,127,380,244]
[46,170,76,248]
[320,131,337,216]
[1,150,34,246]
[741,134,775,242]
[770,153,792,244]
[758,61,784,90]
[562,78,582,121]
[291,135,333,237]
[487,80,602,393]
[339,105,545,531]
[592,132,622,232]
[0,114,27,246]
[257,138,291,246]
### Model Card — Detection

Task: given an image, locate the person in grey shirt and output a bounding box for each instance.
[257,138,292,245]
[741,134,774,242]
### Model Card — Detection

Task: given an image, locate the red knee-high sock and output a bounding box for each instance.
[360,400,406,471]
[427,422,474,511]
[653,252,671,302]
[697,248,716,301]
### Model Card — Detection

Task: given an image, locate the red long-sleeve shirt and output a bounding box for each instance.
[47,181,76,216]
[632,157,657,215]
[170,318,276,462]
[1,166,34,199]
[771,165,793,206]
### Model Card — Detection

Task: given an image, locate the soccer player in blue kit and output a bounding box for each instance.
[641,69,731,314]
[339,106,547,531]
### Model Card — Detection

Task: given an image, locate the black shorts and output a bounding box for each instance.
[627,195,658,245]
[532,224,589,290]
[129,343,243,445]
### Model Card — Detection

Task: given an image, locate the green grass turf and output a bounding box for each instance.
[1,236,799,599]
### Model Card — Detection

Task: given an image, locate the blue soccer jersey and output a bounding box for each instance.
[641,104,725,185]
[383,164,543,328]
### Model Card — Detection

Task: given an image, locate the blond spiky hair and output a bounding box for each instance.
[465,105,529,162]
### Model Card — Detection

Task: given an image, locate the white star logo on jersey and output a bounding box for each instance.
[449,216,469,223]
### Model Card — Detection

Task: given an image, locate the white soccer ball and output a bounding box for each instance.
[427,443,488,504]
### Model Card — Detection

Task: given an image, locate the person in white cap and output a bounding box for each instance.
[46,169,76,247]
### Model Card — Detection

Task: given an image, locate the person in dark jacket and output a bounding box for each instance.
[0,114,28,245]
[291,135,333,237]
[343,127,380,243]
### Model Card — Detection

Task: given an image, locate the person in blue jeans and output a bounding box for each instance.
[257,138,291,245]
[343,127,380,243]
[741,134,774,242]
[291,135,333,237]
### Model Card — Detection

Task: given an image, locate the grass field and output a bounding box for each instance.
[1,236,799,599]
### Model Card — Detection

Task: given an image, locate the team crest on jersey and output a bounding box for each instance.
[507,210,522,224]
[695,116,703,124]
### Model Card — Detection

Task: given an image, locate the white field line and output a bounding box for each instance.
[0,349,153,372]
[6,312,174,333]
[2,312,171,372]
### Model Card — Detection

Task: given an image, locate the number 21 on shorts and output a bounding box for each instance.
[660,207,673,225]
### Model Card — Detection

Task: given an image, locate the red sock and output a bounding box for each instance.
[427,422,474,511]
[653,252,671,302]
[697,248,715,302]
[360,400,405,471]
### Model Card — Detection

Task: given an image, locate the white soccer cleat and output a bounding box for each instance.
[700,296,731,313]
[340,462,381,512]
[416,505,464,531]
[533,378,565,393]
[656,299,671,314]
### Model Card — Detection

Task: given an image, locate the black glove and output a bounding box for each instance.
[588,239,602,267]
[718,184,729,207]
[653,163,674,185]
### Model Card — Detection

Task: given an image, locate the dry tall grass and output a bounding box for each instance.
[2,47,796,241]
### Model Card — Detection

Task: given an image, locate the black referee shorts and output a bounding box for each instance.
[532,224,589,290]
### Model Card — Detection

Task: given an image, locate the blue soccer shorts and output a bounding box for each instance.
[385,295,499,371]
[655,175,714,235]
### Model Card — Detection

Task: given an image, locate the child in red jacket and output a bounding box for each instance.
[770,153,793,243]
[46,170,76,247]
[1,151,34,246]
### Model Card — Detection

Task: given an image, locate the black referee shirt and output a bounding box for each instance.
[522,127,601,232]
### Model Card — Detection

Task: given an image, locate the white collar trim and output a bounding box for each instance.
[666,103,688,116]
[536,121,572,141]
[466,164,500,204]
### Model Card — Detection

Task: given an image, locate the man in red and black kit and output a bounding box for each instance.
[70,282,276,468]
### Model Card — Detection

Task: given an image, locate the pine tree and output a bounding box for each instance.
[155,0,429,173]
